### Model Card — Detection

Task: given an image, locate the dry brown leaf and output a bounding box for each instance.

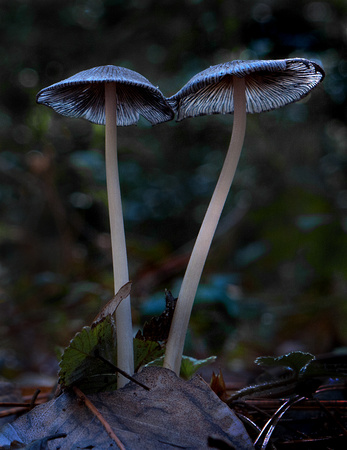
[91,282,132,327]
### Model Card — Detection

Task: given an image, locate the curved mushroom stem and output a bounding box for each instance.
[164,76,247,375]
[105,83,134,387]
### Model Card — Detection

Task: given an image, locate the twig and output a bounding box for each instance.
[95,351,150,391]
[30,389,41,409]
[0,402,33,407]
[0,391,43,418]
[73,386,126,450]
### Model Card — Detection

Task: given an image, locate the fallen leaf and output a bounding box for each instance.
[0,367,253,449]
[92,282,132,327]
[210,370,229,402]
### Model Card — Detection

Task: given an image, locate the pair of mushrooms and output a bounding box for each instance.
[37,58,324,386]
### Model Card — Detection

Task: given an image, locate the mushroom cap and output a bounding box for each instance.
[36,65,174,126]
[168,58,325,121]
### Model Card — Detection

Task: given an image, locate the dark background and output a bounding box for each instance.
[1,0,346,382]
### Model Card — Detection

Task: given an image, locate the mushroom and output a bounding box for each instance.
[37,65,174,387]
[163,58,325,375]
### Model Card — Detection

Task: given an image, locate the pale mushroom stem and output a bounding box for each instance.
[164,76,247,375]
[105,83,134,388]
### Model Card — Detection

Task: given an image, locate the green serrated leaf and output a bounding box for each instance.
[59,316,118,392]
[144,355,165,368]
[179,356,217,380]
[133,338,165,372]
[255,351,315,376]
[146,355,217,380]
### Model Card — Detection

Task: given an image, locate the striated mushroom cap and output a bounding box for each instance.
[169,58,325,120]
[36,65,174,126]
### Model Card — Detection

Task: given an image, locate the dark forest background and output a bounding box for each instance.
[1,0,346,382]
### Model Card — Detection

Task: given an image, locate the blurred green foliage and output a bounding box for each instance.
[0,0,346,379]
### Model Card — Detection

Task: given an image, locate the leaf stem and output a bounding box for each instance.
[95,351,150,390]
